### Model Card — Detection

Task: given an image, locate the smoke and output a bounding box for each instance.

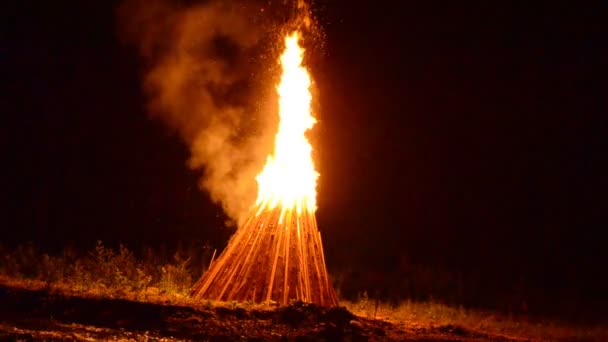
[117,0,284,224]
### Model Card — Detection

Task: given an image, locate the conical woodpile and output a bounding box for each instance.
[190,204,338,306]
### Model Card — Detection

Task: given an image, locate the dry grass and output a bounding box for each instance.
[2,243,607,341]
[0,241,277,313]
[0,242,195,305]
[342,292,608,341]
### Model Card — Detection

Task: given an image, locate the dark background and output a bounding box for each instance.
[3,1,607,318]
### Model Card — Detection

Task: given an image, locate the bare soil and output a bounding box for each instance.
[0,284,523,341]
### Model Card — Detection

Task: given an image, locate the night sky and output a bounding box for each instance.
[4,1,607,312]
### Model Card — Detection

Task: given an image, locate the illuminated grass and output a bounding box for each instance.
[2,243,607,341]
[342,293,608,341]
[0,242,193,302]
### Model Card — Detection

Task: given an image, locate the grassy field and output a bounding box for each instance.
[1,242,606,341]
[341,294,607,341]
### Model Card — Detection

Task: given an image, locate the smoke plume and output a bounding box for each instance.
[117,0,294,224]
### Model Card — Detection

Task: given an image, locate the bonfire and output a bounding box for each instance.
[190,32,338,306]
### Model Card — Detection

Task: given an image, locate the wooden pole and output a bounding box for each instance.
[190,204,337,306]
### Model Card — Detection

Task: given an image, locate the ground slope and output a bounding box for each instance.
[0,284,525,341]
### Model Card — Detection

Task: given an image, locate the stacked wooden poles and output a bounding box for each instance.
[190,205,337,306]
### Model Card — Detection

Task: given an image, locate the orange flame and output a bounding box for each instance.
[255,32,318,215]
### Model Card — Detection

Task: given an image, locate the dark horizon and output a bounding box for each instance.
[3,0,607,317]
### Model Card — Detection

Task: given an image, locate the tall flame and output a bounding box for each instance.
[255,32,318,215]
[191,30,338,306]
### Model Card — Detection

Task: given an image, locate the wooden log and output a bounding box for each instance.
[190,204,337,306]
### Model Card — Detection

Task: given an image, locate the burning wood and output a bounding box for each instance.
[191,32,337,306]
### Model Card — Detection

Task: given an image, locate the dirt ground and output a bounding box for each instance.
[0,284,529,341]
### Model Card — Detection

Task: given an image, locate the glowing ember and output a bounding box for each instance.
[191,31,337,306]
[256,32,318,215]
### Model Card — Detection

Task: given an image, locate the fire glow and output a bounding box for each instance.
[191,31,337,306]
[256,32,318,216]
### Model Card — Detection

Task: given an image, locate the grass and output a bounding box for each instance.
[0,241,194,304]
[342,292,608,341]
[1,242,607,341]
